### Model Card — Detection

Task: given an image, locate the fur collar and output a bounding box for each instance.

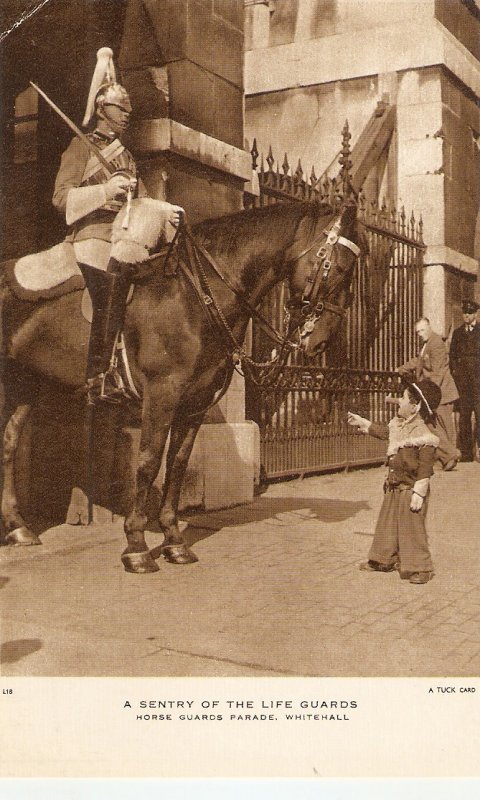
[387,413,439,456]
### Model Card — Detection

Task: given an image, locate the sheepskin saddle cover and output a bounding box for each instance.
[3,199,173,302]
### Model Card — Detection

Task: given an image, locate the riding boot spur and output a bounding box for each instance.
[78,262,134,404]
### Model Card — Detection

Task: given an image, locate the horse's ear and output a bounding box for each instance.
[309,196,332,217]
[340,201,357,226]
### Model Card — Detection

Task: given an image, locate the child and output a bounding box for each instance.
[347,379,442,585]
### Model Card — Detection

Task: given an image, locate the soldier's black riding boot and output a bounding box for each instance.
[78,263,133,404]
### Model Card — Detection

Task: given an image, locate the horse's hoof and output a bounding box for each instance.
[4,527,42,546]
[121,550,160,574]
[162,544,199,565]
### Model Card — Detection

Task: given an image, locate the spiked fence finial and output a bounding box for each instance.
[339,120,353,199]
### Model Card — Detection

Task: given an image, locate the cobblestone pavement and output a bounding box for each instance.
[1,462,479,677]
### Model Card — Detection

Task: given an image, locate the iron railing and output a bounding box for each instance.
[244,124,425,478]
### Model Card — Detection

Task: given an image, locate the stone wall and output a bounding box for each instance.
[244,0,480,335]
[441,73,480,258]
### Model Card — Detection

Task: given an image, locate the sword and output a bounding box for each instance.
[30,81,115,176]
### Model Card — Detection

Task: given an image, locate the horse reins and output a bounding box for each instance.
[284,212,361,336]
[180,208,361,352]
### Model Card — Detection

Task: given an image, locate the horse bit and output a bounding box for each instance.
[285,213,361,340]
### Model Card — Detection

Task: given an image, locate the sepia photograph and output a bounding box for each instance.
[0,0,479,782]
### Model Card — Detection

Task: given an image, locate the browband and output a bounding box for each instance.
[338,236,361,257]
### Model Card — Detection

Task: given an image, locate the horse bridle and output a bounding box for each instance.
[175,208,361,360]
[285,211,361,337]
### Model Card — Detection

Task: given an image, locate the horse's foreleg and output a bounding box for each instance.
[1,404,41,546]
[158,412,204,565]
[122,404,170,573]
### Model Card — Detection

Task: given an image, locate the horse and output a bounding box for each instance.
[0,197,366,573]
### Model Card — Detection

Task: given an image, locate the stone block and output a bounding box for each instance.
[398,174,445,245]
[129,119,250,180]
[201,422,258,510]
[397,137,443,177]
[444,178,478,257]
[246,78,379,184]
[122,66,170,119]
[396,102,443,141]
[425,246,479,277]
[269,0,300,46]
[116,420,259,516]
[119,0,177,70]
[168,60,243,147]
[159,156,244,224]
[422,263,446,334]
[65,488,114,527]
[186,1,243,88]
[213,80,245,149]
[205,369,246,424]
[435,0,480,61]
[397,67,442,107]
[214,0,244,30]
[142,0,188,62]
[244,1,270,50]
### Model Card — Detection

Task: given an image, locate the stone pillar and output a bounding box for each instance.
[111,0,259,512]
[397,66,479,336]
[422,263,446,333]
[244,0,271,50]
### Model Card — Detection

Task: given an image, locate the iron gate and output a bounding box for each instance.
[244,126,425,479]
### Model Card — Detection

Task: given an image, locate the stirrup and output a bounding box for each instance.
[86,371,132,405]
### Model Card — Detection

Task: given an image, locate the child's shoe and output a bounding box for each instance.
[409,572,434,584]
[359,560,397,573]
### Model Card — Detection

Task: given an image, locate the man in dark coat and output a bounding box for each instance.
[449,299,480,462]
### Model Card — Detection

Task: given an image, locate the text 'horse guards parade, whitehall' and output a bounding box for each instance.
[0,60,366,573]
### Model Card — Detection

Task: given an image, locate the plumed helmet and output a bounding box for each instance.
[95,83,132,115]
[82,47,131,127]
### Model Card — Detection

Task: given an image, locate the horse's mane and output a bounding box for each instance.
[191,199,334,257]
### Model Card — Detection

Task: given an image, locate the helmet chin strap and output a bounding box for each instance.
[97,106,129,136]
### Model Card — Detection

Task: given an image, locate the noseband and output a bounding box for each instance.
[286,212,361,337]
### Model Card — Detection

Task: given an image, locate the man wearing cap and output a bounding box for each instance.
[52,47,182,403]
[398,317,460,471]
[449,300,480,462]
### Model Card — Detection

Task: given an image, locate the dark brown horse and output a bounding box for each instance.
[1,198,365,573]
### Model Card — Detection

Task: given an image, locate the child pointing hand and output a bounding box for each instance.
[347,379,441,584]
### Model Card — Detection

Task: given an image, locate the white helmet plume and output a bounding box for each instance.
[82,47,117,127]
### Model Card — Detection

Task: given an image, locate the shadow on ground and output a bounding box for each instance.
[1,638,42,664]
[160,495,371,551]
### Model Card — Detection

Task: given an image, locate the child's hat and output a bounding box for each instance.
[409,379,442,416]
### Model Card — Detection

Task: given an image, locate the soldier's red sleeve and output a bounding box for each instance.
[52,137,89,214]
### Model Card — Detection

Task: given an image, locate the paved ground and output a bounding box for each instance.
[1,461,479,677]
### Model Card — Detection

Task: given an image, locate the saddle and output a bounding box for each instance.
[3,242,85,302]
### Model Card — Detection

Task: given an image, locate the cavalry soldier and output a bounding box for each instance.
[52,47,182,402]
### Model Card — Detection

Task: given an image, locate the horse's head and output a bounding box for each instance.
[285,199,367,355]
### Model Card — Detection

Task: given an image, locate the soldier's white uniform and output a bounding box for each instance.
[53,128,144,270]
